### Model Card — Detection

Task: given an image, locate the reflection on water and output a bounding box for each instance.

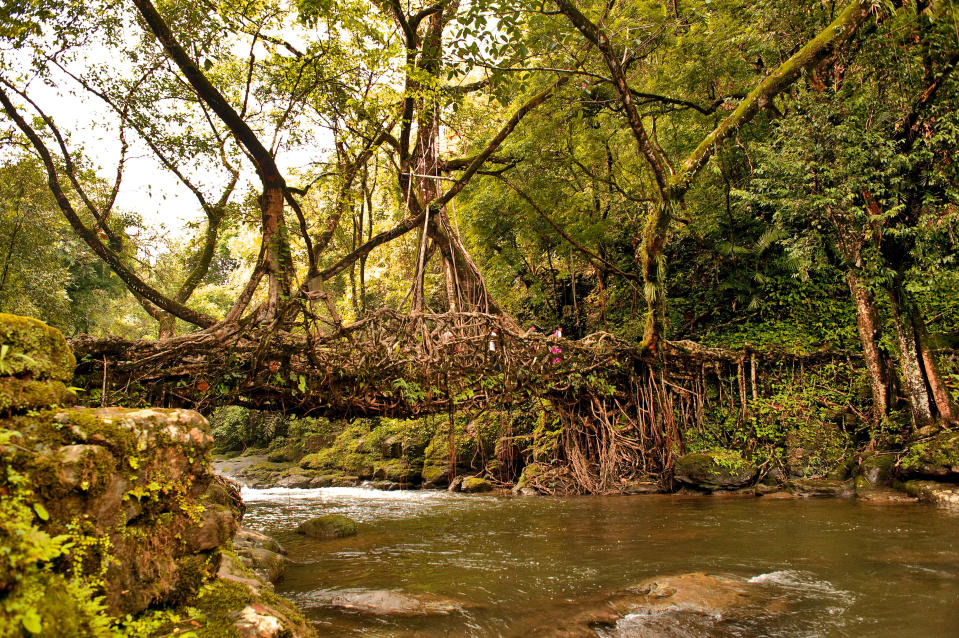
[240,487,959,637]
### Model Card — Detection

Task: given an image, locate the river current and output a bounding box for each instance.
[240,486,959,636]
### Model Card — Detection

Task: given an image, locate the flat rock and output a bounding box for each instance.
[760,491,799,499]
[786,478,855,498]
[527,572,772,637]
[856,487,918,504]
[900,480,959,507]
[313,589,468,616]
[619,480,662,495]
[274,474,314,488]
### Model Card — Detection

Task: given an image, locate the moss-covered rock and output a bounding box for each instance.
[899,479,959,506]
[784,419,850,478]
[295,514,358,539]
[899,431,959,480]
[372,459,420,483]
[0,404,241,618]
[459,477,493,493]
[0,316,313,637]
[673,450,757,490]
[512,462,545,495]
[786,478,855,498]
[126,552,316,637]
[0,378,75,413]
[0,313,75,381]
[858,452,897,486]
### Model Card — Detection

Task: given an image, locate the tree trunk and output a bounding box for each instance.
[846,270,895,420]
[914,303,958,424]
[157,313,176,339]
[887,279,934,428]
[260,179,291,320]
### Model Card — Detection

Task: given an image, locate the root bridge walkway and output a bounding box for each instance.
[71,310,847,492]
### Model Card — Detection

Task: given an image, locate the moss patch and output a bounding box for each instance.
[295,514,358,539]
[674,450,757,490]
[0,313,75,381]
[899,432,959,479]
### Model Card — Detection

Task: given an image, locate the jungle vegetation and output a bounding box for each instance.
[0,0,957,439]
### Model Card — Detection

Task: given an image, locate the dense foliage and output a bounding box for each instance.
[0,0,956,425]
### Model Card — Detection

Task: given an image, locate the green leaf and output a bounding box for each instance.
[33,502,49,521]
[22,610,42,634]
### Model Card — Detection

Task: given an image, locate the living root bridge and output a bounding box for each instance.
[71,310,852,493]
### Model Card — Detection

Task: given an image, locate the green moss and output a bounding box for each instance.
[0,313,75,382]
[421,464,449,486]
[299,448,338,470]
[674,450,757,490]
[515,462,545,490]
[372,459,420,483]
[0,378,74,413]
[899,432,959,477]
[295,514,358,539]
[460,477,493,493]
[784,419,850,478]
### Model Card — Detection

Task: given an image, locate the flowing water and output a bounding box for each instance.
[241,486,959,637]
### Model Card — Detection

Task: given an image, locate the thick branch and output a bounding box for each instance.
[0,88,216,328]
[670,0,876,196]
[431,77,567,210]
[317,212,424,282]
[130,0,283,183]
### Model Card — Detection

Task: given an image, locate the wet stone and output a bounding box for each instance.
[309,589,470,616]
[673,451,757,491]
[786,478,855,498]
[295,514,358,539]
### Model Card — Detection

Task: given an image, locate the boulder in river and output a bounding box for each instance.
[528,572,773,637]
[857,452,897,486]
[236,546,289,584]
[234,528,290,584]
[460,477,493,493]
[274,473,314,488]
[673,450,757,490]
[296,514,358,539]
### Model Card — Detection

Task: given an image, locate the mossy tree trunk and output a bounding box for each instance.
[554,0,881,352]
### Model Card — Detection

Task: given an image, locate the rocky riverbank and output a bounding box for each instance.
[0,314,313,637]
[216,413,959,508]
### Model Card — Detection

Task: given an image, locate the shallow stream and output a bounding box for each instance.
[241,487,959,636]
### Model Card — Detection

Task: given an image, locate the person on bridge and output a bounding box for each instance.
[488,329,502,371]
[550,326,563,364]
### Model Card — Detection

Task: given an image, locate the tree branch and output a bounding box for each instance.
[670,0,878,196]
[0,87,216,328]
[431,77,568,210]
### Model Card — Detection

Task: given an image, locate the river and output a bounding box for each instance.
[240,486,959,636]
